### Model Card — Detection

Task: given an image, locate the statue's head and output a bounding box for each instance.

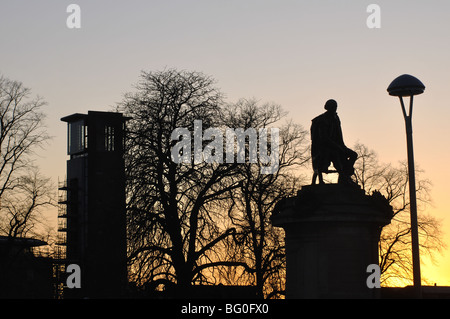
[324,99,338,112]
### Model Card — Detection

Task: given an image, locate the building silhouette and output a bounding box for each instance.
[57,111,129,298]
[0,236,53,298]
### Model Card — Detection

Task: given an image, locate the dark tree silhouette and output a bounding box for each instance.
[1,169,54,238]
[215,99,310,298]
[353,143,445,286]
[0,75,52,239]
[120,69,250,294]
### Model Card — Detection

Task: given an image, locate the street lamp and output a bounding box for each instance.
[387,74,425,298]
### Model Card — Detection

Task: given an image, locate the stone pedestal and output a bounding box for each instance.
[272,184,393,299]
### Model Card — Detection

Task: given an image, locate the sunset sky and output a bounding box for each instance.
[1,1,449,286]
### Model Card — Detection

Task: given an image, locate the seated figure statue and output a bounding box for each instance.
[310,99,358,185]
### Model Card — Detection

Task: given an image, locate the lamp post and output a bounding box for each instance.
[387,74,425,298]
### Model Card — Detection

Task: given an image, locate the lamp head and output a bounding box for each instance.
[387,74,425,97]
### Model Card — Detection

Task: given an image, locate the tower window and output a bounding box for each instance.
[105,126,115,151]
[68,120,87,155]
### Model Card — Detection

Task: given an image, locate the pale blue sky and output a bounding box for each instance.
[1,0,450,285]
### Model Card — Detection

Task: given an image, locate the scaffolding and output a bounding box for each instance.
[53,178,68,299]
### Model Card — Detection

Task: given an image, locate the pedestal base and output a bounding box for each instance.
[272,184,393,299]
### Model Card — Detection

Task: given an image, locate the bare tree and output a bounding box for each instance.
[0,76,54,298]
[0,75,51,239]
[353,143,446,286]
[216,99,310,298]
[120,69,251,294]
[0,168,55,239]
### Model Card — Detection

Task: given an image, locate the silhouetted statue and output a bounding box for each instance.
[310,99,358,185]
